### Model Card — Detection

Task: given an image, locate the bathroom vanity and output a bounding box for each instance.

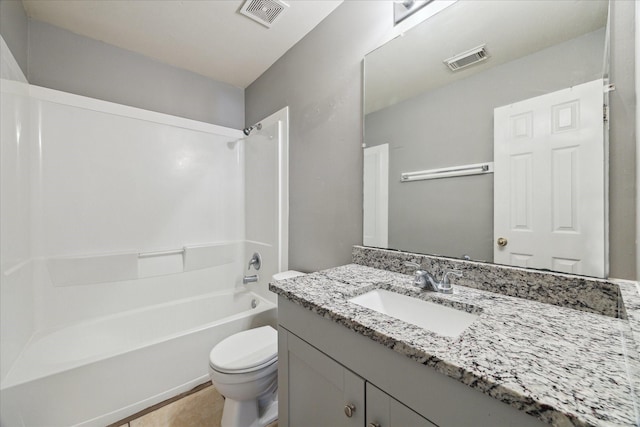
[270,247,640,427]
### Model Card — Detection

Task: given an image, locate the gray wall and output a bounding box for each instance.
[0,0,28,76]
[0,4,244,127]
[365,29,606,264]
[609,0,636,280]
[4,0,636,278]
[247,1,636,279]
[27,20,244,128]
[245,1,393,272]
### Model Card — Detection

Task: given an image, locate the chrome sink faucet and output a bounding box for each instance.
[404,261,462,294]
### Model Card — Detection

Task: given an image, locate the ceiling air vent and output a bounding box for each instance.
[239,0,289,28]
[444,45,489,72]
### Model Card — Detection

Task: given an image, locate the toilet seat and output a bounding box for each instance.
[209,326,278,374]
[210,356,277,375]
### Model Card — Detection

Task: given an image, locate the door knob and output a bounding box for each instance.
[344,403,356,417]
[497,237,508,247]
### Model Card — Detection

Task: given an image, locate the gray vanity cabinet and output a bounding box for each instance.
[285,331,365,427]
[281,328,434,427]
[277,296,546,427]
[366,383,436,427]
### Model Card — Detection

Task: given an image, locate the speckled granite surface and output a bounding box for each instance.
[352,246,621,318]
[270,264,640,427]
[617,280,640,371]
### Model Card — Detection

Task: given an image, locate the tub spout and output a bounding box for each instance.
[243,274,259,285]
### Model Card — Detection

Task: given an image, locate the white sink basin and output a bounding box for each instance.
[348,289,478,338]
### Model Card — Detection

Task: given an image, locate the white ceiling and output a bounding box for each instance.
[22,0,343,89]
[365,0,608,114]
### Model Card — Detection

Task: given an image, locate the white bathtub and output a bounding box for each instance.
[0,289,277,427]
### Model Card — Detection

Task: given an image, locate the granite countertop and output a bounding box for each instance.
[270,264,640,427]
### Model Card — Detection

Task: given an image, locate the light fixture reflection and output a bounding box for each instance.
[394,0,434,25]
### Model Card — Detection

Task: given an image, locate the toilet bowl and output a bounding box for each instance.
[209,325,279,427]
[209,271,304,427]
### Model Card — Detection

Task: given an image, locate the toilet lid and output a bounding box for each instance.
[209,326,277,373]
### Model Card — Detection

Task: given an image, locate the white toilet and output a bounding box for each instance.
[209,271,304,427]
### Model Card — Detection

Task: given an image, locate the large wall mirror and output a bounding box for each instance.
[363,0,610,278]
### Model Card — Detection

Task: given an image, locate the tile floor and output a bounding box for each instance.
[114,382,278,427]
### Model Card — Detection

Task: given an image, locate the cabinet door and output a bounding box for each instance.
[286,332,365,427]
[366,383,437,427]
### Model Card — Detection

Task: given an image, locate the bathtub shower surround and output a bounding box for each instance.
[25,84,248,327]
[1,77,288,426]
[0,78,33,386]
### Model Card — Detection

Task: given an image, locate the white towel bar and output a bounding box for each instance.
[401,162,494,182]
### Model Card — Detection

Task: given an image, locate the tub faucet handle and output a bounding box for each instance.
[248,252,261,271]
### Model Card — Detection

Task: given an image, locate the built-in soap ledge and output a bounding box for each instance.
[46,241,242,287]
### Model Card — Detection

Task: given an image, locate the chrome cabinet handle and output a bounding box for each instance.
[344,403,356,417]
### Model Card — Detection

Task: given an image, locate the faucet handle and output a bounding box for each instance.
[404,261,421,269]
[442,269,463,284]
[404,261,430,288]
[248,252,262,271]
[404,261,425,276]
